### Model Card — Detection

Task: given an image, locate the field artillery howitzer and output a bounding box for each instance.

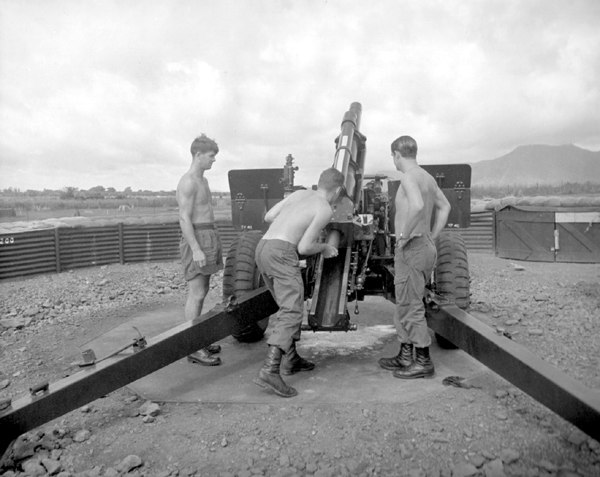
[222,101,600,440]
[224,101,470,348]
[1,103,599,462]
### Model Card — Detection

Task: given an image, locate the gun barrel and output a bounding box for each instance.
[332,102,366,206]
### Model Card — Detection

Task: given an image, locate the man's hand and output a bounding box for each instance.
[192,248,207,268]
[323,244,338,259]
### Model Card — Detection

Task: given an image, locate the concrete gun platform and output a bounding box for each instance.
[80,296,487,405]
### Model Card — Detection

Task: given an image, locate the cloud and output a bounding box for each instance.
[1,0,599,192]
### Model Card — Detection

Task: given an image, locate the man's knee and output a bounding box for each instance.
[396,300,424,320]
[188,275,210,301]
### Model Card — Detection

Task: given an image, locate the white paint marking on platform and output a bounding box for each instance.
[294,324,396,356]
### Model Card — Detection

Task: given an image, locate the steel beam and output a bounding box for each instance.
[427,301,600,441]
[0,288,277,456]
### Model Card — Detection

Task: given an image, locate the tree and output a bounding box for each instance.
[60,187,78,199]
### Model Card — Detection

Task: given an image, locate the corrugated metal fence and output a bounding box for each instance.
[462,211,494,252]
[1,212,493,280]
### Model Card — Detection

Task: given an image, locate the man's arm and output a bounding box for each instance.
[430,186,451,240]
[397,173,424,239]
[297,206,336,257]
[177,178,206,266]
[264,194,291,223]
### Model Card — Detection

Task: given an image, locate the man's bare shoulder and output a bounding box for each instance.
[178,171,207,193]
[405,167,436,188]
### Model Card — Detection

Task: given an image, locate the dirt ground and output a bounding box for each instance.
[1,252,599,477]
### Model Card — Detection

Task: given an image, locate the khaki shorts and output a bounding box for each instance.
[180,225,223,280]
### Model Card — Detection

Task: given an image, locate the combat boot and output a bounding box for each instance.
[187,347,221,366]
[393,346,434,379]
[378,343,414,370]
[281,342,315,375]
[254,346,298,398]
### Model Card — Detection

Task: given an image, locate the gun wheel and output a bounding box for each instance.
[433,230,470,349]
[223,230,270,342]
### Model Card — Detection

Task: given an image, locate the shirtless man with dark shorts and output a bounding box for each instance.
[177,134,224,366]
[378,135,450,379]
[253,168,344,397]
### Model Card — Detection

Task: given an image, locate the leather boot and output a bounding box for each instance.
[281,342,315,375]
[205,344,221,354]
[378,343,414,370]
[393,346,434,379]
[187,348,222,366]
[253,346,298,398]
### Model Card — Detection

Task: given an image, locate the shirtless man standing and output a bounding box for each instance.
[253,167,344,397]
[177,134,223,366]
[379,135,451,379]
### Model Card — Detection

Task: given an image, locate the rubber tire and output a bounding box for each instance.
[223,231,270,342]
[433,230,470,349]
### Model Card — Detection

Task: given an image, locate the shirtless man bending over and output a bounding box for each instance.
[378,135,451,379]
[176,134,224,366]
[253,167,344,397]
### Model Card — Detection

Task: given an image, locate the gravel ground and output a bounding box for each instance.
[1,253,599,477]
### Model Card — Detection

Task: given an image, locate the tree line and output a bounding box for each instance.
[0,186,229,200]
[471,181,600,199]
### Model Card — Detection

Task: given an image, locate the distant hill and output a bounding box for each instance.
[470,144,600,186]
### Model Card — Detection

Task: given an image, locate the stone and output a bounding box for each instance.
[21,459,46,477]
[482,459,506,477]
[588,438,600,453]
[566,430,587,447]
[73,429,91,443]
[0,378,10,389]
[142,415,155,424]
[0,317,32,329]
[452,463,479,477]
[494,411,509,421]
[470,454,486,468]
[539,459,558,472]
[527,329,544,336]
[12,438,36,461]
[117,455,143,473]
[499,448,520,464]
[103,468,119,477]
[481,450,496,460]
[41,457,62,475]
[140,401,161,417]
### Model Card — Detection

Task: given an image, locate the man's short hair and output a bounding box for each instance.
[391,135,418,158]
[317,168,345,191]
[191,134,219,156]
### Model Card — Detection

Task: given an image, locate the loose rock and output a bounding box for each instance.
[499,448,520,464]
[73,429,91,443]
[452,462,479,477]
[482,458,506,477]
[116,455,143,473]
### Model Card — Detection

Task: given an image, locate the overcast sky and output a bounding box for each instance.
[1,0,599,192]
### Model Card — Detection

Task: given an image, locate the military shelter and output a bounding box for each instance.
[495,205,600,263]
